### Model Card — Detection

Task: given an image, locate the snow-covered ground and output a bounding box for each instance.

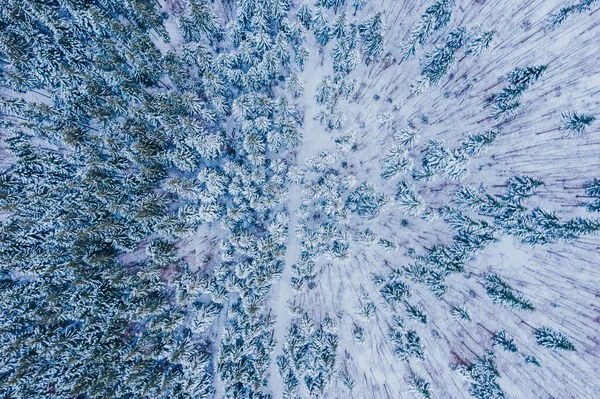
[253,0,600,398]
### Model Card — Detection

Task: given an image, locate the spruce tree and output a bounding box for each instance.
[560,111,596,135]
[358,13,385,61]
[534,327,576,351]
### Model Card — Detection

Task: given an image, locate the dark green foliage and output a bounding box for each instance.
[546,0,599,30]
[403,0,456,59]
[506,65,547,89]
[297,2,313,30]
[455,351,506,399]
[492,330,518,353]
[405,301,428,324]
[352,0,368,15]
[180,0,223,42]
[0,0,303,396]
[483,274,535,311]
[347,182,390,220]
[560,111,596,135]
[585,179,600,197]
[454,177,599,246]
[490,65,547,120]
[502,176,544,204]
[408,375,432,398]
[465,30,494,56]
[583,179,600,212]
[314,8,331,48]
[395,180,425,215]
[524,355,541,367]
[380,280,411,306]
[277,315,339,398]
[534,327,576,351]
[419,45,456,87]
[451,306,472,321]
[461,129,499,156]
[415,26,467,90]
[358,13,385,61]
[389,319,424,361]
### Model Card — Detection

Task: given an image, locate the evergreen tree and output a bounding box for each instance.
[455,351,506,399]
[407,375,432,399]
[451,306,472,321]
[546,0,598,30]
[313,8,331,49]
[524,355,541,367]
[491,65,547,120]
[461,129,499,156]
[395,180,425,216]
[492,330,518,353]
[297,2,313,30]
[502,175,544,204]
[388,319,424,361]
[559,111,596,135]
[403,0,456,59]
[534,327,576,351]
[352,0,368,15]
[380,280,411,306]
[483,274,535,311]
[465,30,494,56]
[358,13,385,61]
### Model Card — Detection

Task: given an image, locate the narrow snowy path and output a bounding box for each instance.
[268,182,301,397]
[267,59,327,396]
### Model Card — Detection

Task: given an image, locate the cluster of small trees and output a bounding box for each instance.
[277,314,339,398]
[380,126,498,184]
[300,2,385,130]
[454,351,506,399]
[454,177,600,245]
[407,374,432,398]
[402,0,456,59]
[0,0,230,396]
[489,65,547,120]
[388,316,425,361]
[411,26,493,93]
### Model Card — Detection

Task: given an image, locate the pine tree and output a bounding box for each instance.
[534,327,576,351]
[450,306,471,321]
[358,13,385,61]
[352,0,368,15]
[560,111,596,135]
[461,129,499,156]
[407,375,432,398]
[380,280,411,306]
[403,0,456,59]
[546,1,598,30]
[524,355,541,367]
[483,274,535,311]
[491,65,547,120]
[455,351,506,399]
[297,2,313,30]
[314,8,331,49]
[395,180,425,216]
[405,301,428,324]
[389,323,424,361]
[492,330,518,353]
[465,30,494,56]
[347,182,390,220]
[502,175,544,204]
[507,65,547,90]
